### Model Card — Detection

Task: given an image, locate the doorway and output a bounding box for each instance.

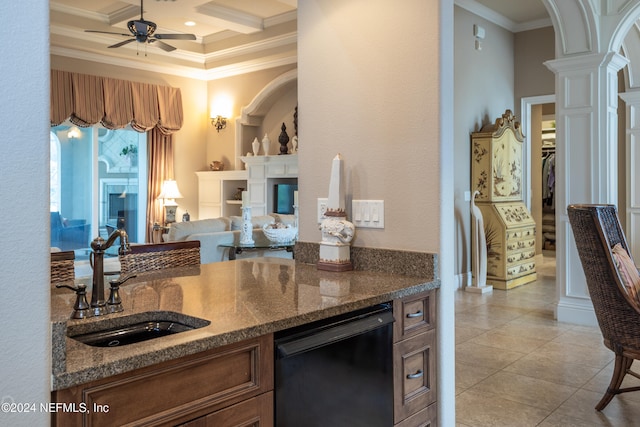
[521,95,557,290]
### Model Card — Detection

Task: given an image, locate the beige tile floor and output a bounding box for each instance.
[455,253,640,426]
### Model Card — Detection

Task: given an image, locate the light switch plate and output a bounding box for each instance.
[352,200,384,229]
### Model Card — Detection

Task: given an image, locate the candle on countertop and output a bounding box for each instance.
[293,190,299,206]
[327,153,345,213]
[242,190,248,208]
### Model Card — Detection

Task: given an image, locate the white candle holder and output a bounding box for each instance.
[240,206,254,245]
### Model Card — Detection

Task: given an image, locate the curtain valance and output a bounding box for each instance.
[50,70,183,134]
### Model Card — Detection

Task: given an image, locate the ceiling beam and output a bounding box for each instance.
[195,3,264,34]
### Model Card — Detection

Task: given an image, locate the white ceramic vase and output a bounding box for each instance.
[252,137,260,155]
[262,133,271,156]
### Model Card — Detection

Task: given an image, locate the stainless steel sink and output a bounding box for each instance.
[67,312,210,347]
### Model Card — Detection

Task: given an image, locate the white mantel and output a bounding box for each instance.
[196,155,298,220]
[241,154,298,216]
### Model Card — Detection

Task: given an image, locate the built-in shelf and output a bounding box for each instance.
[195,170,248,219]
[241,155,298,216]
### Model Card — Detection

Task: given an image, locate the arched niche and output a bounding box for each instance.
[234,69,298,169]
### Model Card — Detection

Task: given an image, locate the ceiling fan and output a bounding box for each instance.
[85,0,196,52]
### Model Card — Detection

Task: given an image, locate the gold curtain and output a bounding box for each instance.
[50,69,183,243]
[50,69,184,132]
[146,128,175,243]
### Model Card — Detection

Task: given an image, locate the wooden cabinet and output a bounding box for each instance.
[478,203,536,289]
[52,334,273,427]
[196,170,248,219]
[471,110,537,289]
[393,290,437,426]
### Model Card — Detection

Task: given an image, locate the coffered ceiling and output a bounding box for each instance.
[49,0,550,81]
[50,0,298,80]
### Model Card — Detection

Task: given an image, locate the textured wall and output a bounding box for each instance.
[297,0,441,252]
[0,0,51,425]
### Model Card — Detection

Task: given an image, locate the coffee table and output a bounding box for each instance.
[219,241,295,260]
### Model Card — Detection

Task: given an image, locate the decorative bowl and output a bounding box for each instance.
[209,161,224,171]
[262,223,297,244]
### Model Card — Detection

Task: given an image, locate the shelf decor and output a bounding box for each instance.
[318,153,355,272]
[278,123,290,155]
[240,191,254,245]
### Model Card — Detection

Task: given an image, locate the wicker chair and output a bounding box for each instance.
[51,250,75,285]
[567,204,640,410]
[119,240,201,276]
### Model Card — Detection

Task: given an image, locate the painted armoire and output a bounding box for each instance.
[471,110,537,290]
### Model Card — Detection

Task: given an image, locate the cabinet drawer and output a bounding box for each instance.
[507,260,536,278]
[506,249,535,264]
[394,290,436,342]
[506,237,535,252]
[53,334,273,427]
[395,402,437,427]
[178,391,273,427]
[393,330,436,424]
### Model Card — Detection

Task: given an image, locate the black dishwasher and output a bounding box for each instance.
[274,303,394,427]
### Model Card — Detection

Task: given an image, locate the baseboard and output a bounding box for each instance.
[455,271,472,289]
[555,300,598,326]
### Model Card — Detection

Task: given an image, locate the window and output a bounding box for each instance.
[50,124,147,254]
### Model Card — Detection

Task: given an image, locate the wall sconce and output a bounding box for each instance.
[158,179,183,224]
[211,115,227,132]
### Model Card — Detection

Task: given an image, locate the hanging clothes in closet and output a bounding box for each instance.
[542,150,555,208]
[541,148,556,250]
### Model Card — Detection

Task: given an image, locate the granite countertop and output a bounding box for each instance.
[51,258,439,391]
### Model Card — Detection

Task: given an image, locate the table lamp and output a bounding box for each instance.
[158,180,183,224]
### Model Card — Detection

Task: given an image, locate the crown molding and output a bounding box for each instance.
[455,0,551,33]
[195,3,264,34]
[51,45,297,82]
[204,53,297,80]
[50,2,104,22]
[513,17,553,33]
[204,32,297,62]
[51,46,209,80]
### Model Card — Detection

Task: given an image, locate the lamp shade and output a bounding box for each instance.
[158,180,183,200]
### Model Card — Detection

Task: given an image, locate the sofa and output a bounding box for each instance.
[50,211,91,251]
[164,213,296,264]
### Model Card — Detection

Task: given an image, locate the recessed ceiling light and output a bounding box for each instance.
[184,21,196,27]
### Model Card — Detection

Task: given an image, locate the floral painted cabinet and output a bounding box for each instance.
[471,110,536,289]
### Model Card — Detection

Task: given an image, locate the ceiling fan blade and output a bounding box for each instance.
[150,39,176,52]
[154,33,196,40]
[85,30,132,37]
[108,39,136,49]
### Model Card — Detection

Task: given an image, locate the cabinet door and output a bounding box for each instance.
[52,335,273,427]
[393,330,436,424]
[178,392,273,427]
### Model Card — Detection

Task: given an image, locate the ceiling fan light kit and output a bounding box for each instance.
[85,0,195,53]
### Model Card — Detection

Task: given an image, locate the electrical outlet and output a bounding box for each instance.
[317,198,328,223]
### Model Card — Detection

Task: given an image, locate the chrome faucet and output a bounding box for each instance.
[90,229,130,316]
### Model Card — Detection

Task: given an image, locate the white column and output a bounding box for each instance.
[545,52,628,325]
[619,90,640,261]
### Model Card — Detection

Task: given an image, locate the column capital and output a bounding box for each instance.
[619,89,640,103]
[545,51,628,74]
